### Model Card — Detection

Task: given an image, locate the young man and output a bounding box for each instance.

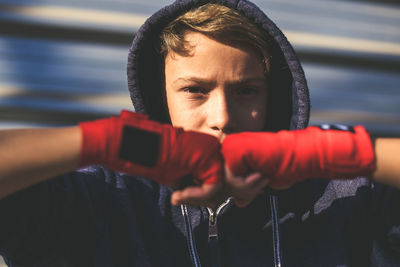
[0,0,399,266]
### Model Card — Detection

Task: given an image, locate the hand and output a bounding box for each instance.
[79,110,223,188]
[171,182,224,209]
[224,165,270,208]
[222,126,376,189]
[170,164,271,208]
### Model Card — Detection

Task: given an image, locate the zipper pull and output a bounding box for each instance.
[208,208,218,241]
[207,198,232,241]
[207,207,222,267]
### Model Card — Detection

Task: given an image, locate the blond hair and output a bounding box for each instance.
[160,3,272,73]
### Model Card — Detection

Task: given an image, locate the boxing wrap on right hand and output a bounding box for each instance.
[222,126,376,188]
[79,110,222,185]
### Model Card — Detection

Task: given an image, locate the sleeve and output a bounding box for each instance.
[0,167,107,264]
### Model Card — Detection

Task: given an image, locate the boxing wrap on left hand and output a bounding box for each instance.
[222,126,376,188]
[79,110,223,186]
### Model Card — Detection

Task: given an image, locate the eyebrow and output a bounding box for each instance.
[172,76,266,86]
[233,77,267,86]
[172,77,214,86]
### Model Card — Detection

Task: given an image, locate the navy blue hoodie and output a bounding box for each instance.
[1,0,400,266]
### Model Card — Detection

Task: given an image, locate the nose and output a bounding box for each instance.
[206,91,235,138]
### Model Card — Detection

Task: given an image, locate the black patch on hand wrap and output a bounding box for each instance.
[119,126,160,167]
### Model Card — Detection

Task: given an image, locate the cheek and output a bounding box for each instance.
[236,99,267,131]
[166,93,184,126]
[166,93,205,130]
[251,110,260,120]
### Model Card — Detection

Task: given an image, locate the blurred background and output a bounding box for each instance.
[0,0,399,264]
[0,0,399,134]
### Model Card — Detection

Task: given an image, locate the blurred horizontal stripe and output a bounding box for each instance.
[286,31,400,56]
[1,4,399,57]
[0,4,147,30]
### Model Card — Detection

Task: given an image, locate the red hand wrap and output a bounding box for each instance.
[79,110,222,185]
[222,126,376,188]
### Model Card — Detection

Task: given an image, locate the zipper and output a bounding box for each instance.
[207,197,231,241]
[182,196,282,267]
[180,199,232,267]
[269,195,282,267]
[181,204,202,267]
[206,197,232,267]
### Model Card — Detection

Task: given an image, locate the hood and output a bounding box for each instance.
[127,0,310,131]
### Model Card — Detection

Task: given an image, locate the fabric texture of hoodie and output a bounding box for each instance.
[1,0,400,266]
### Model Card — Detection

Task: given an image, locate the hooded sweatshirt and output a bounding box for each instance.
[1,0,400,266]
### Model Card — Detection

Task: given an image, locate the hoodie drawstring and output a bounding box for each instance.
[269,195,282,267]
[181,196,282,267]
[181,204,202,267]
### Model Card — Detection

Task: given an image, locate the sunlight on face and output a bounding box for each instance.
[164,32,268,140]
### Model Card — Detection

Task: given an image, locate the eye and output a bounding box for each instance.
[183,87,208,95]
[237,87,258,96]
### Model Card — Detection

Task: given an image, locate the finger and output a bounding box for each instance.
[224,164,235,178]
[227,172,264,195]
[231,174,270,208]
[171,183,220,206]
[172,189,217,207]
[225,164,265,188]
[242,172,266,188]
[225,165,259,187]
[224,164,245,185]
[245,174,270,192]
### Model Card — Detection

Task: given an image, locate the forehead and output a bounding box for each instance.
[165,32,266,83]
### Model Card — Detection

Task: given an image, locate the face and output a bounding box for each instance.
[164,32,268,141]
